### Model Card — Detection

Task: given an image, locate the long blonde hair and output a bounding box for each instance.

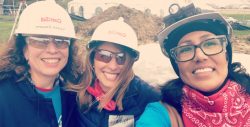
[69,43,136,111]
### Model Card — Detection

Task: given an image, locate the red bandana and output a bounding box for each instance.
[182,80,250,127]
[87,80,116,111]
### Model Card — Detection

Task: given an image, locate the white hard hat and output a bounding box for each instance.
[158,12,232,57]
[15,0,77,39]
[87,17,139,59]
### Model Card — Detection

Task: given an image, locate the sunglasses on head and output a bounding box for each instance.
[94,49,126,65]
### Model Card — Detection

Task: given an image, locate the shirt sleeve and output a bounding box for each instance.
[136,102,171,127]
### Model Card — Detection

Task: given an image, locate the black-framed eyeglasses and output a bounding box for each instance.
[26,36,71,49]
[170,35,228,62]
[94,49,126,65]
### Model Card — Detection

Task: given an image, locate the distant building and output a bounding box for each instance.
[2,0,20,15]
[0,0,3,15]
[239,5,250,9]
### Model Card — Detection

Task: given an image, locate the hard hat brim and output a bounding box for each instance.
[158,12,232,45]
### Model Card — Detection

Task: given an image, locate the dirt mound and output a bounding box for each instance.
[232,36,250,54]
[76,4,164,45]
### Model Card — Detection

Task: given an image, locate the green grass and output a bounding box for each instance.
[221,14,250,36]
[234,30,250,36]
[0,15,15,43]
[223,14,250,20]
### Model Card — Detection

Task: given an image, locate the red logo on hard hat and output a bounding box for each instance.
[41,17,62,23]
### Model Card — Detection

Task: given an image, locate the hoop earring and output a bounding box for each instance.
[91,65,95,72]
[26,58,29,65]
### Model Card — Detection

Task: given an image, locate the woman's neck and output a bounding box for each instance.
[199,78,229,96]
[99,83,110,93]
[30,73,57,89]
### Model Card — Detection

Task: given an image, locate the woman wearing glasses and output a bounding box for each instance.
[137,10,250,127]
[0,1,82,127]
[68,17,160,127]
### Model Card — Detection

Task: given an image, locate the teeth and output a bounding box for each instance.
[194,68,213,74]
[104,72,118,81]
[42,58,60,64]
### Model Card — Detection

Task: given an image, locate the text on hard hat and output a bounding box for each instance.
[41,17,62,23]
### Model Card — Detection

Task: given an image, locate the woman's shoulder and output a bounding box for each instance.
[146,102,170,116]
[0,78,32,98]
[129,76,160,96]
[131,75,148,85]
[136,101,171,127]
[0,78,17,102]
[0,78,14,89]
[130,76,155,89]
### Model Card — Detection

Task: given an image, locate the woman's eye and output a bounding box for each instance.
[179,47,192,54]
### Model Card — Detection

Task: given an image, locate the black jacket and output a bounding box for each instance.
[80,76,161,127]
[0,78,81,127]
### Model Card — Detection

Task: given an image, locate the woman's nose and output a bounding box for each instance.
[107,57,119,70]
[46,41,59,53]
[193,47,208,62]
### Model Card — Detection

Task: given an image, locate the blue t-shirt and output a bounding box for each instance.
[36,84,62,121]
[136,102,171,127]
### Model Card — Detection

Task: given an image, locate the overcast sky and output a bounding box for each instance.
[78,0,249,8]
[69,0,249,18]
[193,0,249,6]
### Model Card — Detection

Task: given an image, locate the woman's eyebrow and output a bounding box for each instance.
[200,34,214,40]
[179,40,192,45]
[179,34,214,45]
